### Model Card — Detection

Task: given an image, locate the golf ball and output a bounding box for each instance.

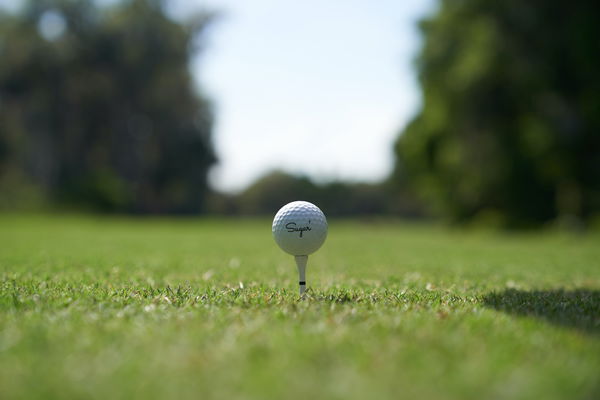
[272,201,328,256]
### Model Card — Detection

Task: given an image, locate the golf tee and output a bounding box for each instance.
[295,255,308,295]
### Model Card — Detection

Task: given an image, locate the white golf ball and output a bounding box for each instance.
[272,201,328,256]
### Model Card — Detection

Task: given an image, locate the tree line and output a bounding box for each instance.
[1,0,598,226]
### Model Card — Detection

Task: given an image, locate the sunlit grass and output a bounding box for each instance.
[1,214,599,399]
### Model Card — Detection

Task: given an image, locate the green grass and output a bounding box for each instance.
[1,214,599,400]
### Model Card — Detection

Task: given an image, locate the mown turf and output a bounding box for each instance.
[0,214,599,400]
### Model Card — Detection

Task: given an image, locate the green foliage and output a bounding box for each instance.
[235,171,320,215]
[0,0,215,213]
[0,215,599,399]
[211,170,421,217]
[394,0,600,227]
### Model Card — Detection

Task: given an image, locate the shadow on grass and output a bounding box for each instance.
[482,289,600,335]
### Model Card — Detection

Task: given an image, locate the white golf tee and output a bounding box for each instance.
[295,255,308,295]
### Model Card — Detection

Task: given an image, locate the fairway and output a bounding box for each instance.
[1,215,599,400]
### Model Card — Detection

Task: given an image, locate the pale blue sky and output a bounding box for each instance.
[1,0,436,193]
[192,0,435,192]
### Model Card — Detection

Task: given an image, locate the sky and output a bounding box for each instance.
[1,0,437,193]
[176,0,436,192]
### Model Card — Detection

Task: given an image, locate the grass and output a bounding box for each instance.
[0,214,599,400]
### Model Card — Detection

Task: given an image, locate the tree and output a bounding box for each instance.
[0,0,216,213]
[393,0,600,227]
[225,170,415,217]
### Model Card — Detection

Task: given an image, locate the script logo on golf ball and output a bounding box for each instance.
[272,201,327,256]
[285,220,312,237]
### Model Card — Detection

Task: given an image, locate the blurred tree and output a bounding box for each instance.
[0,0,215,213]
[220,170,422,217]
[393,0,600,227]
[233,171,320,216]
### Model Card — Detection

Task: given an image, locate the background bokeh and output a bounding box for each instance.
[0,0,599,227]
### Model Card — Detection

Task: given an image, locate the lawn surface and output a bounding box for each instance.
[1,214,599,399]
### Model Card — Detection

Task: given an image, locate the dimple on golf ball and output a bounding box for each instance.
[272,201,328,256]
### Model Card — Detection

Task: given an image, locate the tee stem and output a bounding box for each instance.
[295,255,308,295]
